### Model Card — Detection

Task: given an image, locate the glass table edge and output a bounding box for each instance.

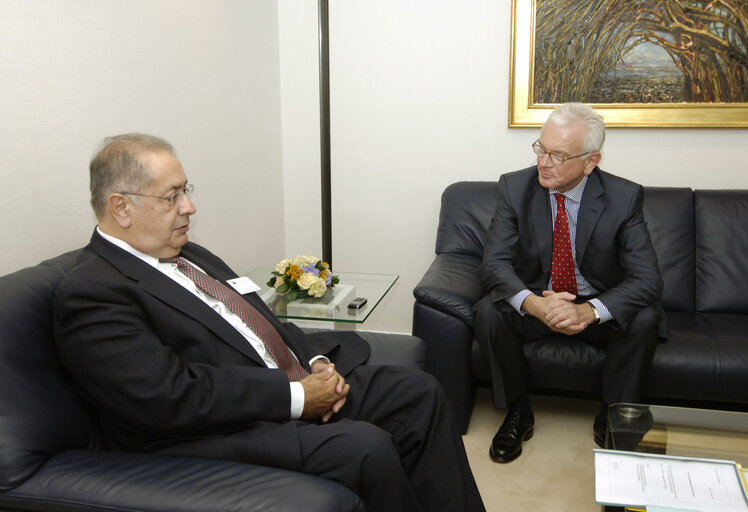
[247,269,399,323]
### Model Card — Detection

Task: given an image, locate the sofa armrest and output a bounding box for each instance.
[412,253,484,324]
[302,328,425,369]
[0,450,363,512]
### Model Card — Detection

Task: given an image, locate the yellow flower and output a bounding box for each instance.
[319,269,329,281]
[287,265,303,280]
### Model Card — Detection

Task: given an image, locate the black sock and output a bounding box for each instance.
[510,394,531,414]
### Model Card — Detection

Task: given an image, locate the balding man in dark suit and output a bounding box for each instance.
[54,133,485,512]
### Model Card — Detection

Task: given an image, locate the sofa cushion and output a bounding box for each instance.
[701,313,748,403]
[643,312,721,401]
[0,253,101,490]
[0,450,363,512]
[642,187,694,312]
[524,337,606,393]
[435,181,498,258]
[695,190,748,313]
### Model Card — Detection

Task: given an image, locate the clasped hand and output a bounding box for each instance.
[300,361,350,422]
[523,290,593,335]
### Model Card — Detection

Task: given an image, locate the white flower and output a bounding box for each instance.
[274,259,291,274]
[308,279,327,297]
[297,272,319,290]
[292,255,319,267]
[273,276,284,289]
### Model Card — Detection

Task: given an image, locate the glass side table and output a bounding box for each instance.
[602,403,748,512]
[246,268,398,327]
[607,403,748,464]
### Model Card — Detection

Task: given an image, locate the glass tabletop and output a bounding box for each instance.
[607,403,748,466]
[246,268,398,324]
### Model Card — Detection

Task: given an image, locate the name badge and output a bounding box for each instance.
[227,276,261,295]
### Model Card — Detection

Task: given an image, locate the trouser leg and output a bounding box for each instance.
[336,365,486,512]
[297,418,421,512]
[578,305,659,405]
[155,365,485,512]
[473,296,549,407]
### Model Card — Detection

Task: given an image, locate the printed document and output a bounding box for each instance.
[595,449,748,512]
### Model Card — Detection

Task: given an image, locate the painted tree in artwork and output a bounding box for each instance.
[533,0,748,103]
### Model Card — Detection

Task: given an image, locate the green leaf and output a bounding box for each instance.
[276,283,290,293]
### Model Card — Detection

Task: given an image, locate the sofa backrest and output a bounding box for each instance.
[0,249,101,490]
[435,181,701,313]
[435,181,498,259]
[641,187,695,312]
[694,190,748,313]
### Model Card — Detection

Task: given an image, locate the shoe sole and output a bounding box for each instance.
[488,427,534,463]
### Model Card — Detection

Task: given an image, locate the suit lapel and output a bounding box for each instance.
[576,169,606,265]
[91,233,268,366]
[529,180,553,279]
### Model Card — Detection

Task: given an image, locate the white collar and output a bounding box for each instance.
[96,227,160,268]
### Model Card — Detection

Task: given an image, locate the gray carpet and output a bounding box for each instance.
[463,388,602,511]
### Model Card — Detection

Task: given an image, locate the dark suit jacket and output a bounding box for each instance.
[54,231,371,458]
[478,166,664,334]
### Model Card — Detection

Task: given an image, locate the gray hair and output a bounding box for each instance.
[545,103,606,154]
[89,133,175,218]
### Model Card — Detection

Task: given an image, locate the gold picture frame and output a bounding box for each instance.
[509,0,748,128]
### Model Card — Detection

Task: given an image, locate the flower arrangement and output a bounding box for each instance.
[267,255,339,301]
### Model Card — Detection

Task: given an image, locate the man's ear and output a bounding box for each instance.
[584,152,602,175]
[107,193,132,228]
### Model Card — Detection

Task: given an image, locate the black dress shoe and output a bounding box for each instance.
[593,414,606,448]
[489,407,534,463]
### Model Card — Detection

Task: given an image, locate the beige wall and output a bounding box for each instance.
[280,0,748,334]
[3,1,746,335]
[0,0,285,277]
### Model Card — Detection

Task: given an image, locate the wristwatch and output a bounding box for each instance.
[588,302,601,325]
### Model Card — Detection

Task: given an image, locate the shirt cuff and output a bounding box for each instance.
[309,355,330,366]
[588,298,613,323]
[508,289,534,315]
[289,356,330,419]
[290,382,304,419]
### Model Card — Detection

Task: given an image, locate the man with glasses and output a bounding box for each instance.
[54,134,485,512]
[473,103,663,463]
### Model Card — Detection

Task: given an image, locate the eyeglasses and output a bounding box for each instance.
[121,184,194,208]
[532,140,589,166]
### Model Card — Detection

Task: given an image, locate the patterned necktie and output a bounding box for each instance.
[551,194,578,295]
[160,257,309,381]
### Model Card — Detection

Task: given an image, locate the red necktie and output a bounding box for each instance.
[551,194,578,295]
[160,257,309,381]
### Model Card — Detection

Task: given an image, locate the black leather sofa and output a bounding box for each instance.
[0,249,425,512]
[413,181,748,434]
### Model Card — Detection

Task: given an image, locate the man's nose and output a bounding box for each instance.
[538,152,553,166]
[180,195,197,215]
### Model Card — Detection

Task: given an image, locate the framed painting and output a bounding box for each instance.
[509,0,748,128]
